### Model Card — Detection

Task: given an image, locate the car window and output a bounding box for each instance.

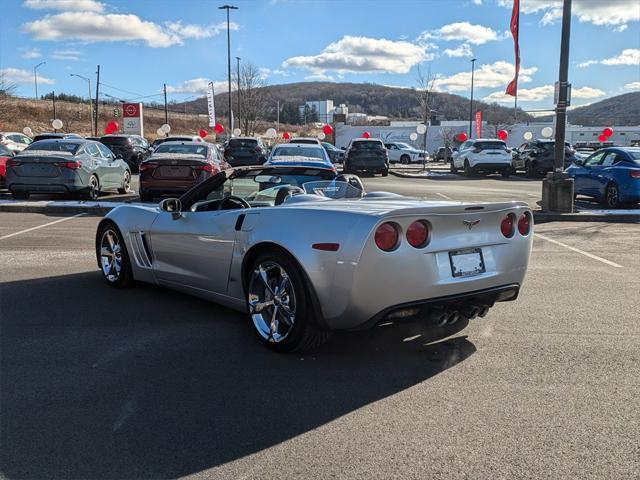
[25,140,82,154]
[475,141,507,150]
[154,144,208,157]
[85,143,100,157]
[352,141,383,150]
[584,151,606,166]
[601,152,620,167]
[626,150,640,163]
[271,146,327,160]
[228,139,258,148]
[101,136,130,147]
[96,143,114,158]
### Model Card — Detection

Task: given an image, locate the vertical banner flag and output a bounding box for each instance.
[207,82,216,127]
[475,111,482,138]
[506,0,520,96]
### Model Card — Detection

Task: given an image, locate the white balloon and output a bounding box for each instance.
[416,124,427,135]
[409,132,418,141]
[317,132,326,140]
[161,123,171,134]
[541,126,553,138]
[23,127,33,137]
[266,128,277,139]
[52,119,63,130]
[156,128,165,137]
[233,128,242,137]
[523,131,533,141]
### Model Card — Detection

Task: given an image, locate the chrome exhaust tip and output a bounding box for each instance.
[446,311,460,325]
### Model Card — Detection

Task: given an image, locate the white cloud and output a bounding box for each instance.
[433,61,537,92]
[166,78,227,94]
[23,0,105,12]
[22,48,42,59]
[22,12,231,48]
[304,73,335,82]
[572,86,606,99]
[419,22,504,45]
[443,43,473,57]
[483,84,604,103]
[473,0,482,4]
[52,49,81,60]
[282,36,433,75]
[578,48,640,67]
[624,81,640,90]
[498,0,640,29]
[1,67,55,85]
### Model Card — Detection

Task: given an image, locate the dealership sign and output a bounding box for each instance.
[207,82,216,127]
[122,102,144,136]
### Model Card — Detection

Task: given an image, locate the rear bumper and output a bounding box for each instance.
[471,162,511,172]
[346,160,388,172]
[226,156,264,167]
[8,183,86,194]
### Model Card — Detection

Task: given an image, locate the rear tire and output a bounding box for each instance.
[501,168,511,178]
[400,155,410,165]
[247,251,331,352]
[96,222,134,288]
[12,191,30,200]
[526,161,537,178]
[381,169,389,177]
[85,175,100,200]
[117,170,131,194]
[464,160,473,177]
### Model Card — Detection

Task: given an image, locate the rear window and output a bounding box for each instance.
[100,136,131,146]
[352,141,384,151]
[154,144,208,157]
[228,139,257,148]
[627,150,640,162]
[290,139,318,145]
[25,140,81,154]
[272,146,326,160]
[475,141,507,150]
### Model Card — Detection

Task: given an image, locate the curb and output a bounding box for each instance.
[390,170,453,179]
[533,211,640,224]
[0,203,116,215]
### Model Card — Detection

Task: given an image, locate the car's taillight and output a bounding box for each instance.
[406,220,430,248]
[139,162,156,171]
[375,222,400,251]
[517,212,531,236]
[629,170,640,179]
[500,214,516,238]
[6,158,21,168]
[194,164,214,172]
[55,161,81,169]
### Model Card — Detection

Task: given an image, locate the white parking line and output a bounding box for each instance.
[435,192,451,200]
[0,213,86,241]
[534,233,623,268]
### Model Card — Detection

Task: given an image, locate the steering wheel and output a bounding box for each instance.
[217,195,251,210]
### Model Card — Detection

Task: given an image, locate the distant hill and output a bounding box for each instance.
[178,81,531,125]
[537,92,640,126]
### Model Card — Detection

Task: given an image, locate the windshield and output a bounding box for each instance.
[352,141,383,150]
[302,180,363,199]
[271,146,327,160]
[395,142,413,150]
[25,140,81,154]
[154,143,208,157]
[475,141,507,151]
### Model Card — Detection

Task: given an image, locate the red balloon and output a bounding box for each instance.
[282,132,291,140]
[497,129,508,140]
[198,129,207,138]
[214,123,224,134]
[322,124,333,135]
[362,131,371,139]
[457,132,468,142]
[598,134,607,142]
[602,127,613,137]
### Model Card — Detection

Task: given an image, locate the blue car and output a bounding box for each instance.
[566,147,640,208]
[266,144,337,173]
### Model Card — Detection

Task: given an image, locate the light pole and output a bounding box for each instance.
[236,56,241,132]
[70,73,94,136]
[219,4,238,132]
[33,61,46,100]
[468,58,476,138]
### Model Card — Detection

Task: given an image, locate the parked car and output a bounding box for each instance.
[85,136,102,142]
[99,134,152,173]
[433,146,454,162]
[139,141,226,202]
[32,133,82,142]
[0,132,33,153]
[6,139,131,200]
[222,137,268,166]
[96,165,532,352]
[267,143,336,172]
[565,147,640,208]
[343,138,389,176]
[151,135,205,151]
[512,139,576,177]
[288,137,322,145]
[0,143,14,189]
[322,142,344,163]
[384,142,425,164]
[451,139,512,177]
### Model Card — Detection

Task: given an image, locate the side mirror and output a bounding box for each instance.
[159,198,182,219]
[573,159,583,166]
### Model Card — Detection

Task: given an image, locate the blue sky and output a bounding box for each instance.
[1,0,638,113]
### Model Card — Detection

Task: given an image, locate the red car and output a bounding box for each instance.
[139,141,228,202]
[0,143,14,189]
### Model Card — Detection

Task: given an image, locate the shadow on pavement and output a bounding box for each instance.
[1,271,475,479]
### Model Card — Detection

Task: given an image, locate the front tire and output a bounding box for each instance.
[247,251,331,352]
[381,168,389,177]
[603,182,620,209]
[96,222,133,288]
[464,160,473,177]
[400,154,410,165]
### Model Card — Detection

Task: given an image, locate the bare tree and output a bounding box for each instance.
[233,61,268,135]
[0,71,17,98]
[439,127,455,163]
[415,64,436,168]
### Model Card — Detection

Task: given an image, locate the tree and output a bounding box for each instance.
[279,102,300,125]
[233,61,268,135]
[0,71,17,98]
[309,104,319,123]
[415,64,436,168]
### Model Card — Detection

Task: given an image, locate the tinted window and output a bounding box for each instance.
[475,141,507,150]
[154,144,208,157]
[25,140,81,154]
[228,139,257,148]
[289,139,318,144]
[625,150,640,162]
[272,146,326,160]
[96,143,114,158]
[100,136,131,146]
[584,151,606,166]
[352,141,384,151]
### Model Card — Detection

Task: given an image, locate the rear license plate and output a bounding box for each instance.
[160,166,190,177]
[449,248,485,278]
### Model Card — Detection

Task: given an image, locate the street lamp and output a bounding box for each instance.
[236,56,241,132]
[33,61,46,100]
[70,73,94,136]
[219,4,238,132]
[468,58,476,138]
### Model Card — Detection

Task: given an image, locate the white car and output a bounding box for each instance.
[384,142,426,164]
[0,132,33,153]
[451,139,513,177]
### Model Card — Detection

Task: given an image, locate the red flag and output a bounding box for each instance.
[506,0,520,96]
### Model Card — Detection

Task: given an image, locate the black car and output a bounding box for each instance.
[99,134,152,172]
[343,138,389,176]
[512,139,576,177]
[322,142,344,163]
[33,133,83,142]
[222,137,267,166]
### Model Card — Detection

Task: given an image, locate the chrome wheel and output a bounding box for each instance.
[248,261,296,343]
[88,175,99,200]
[122,171,131,192]
[100,229,123,283]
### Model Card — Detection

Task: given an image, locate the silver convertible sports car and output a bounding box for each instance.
[96,166,533,352]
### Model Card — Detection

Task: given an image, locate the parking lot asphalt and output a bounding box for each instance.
[1,208,638,479]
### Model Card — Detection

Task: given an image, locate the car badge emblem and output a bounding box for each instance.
[463,219,481,230]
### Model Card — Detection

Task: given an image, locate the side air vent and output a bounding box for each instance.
[129,232,153,268]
